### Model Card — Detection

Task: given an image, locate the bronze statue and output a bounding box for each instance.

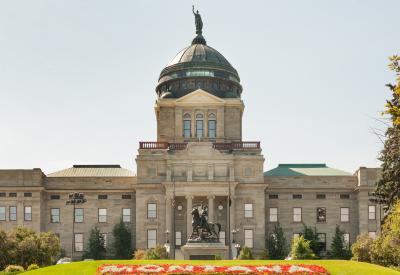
[189,203,221,243]
[192,5,203,35]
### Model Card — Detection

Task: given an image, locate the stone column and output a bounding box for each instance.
[208,195,215,223]
[165,196,172,243]
[187,164,193,182]
[208,164,214,181]
[186,195,193,239]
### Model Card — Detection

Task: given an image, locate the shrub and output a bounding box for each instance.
[302,224,321,255]
[238,246,253,260]
[83,226,106,260]
[133,249,146,260]
[27,263,39,271]
[4,265,24,273]
[329,225,351,259]
[112,219,132,259]
[351,233,374,262]
[0,230,16,270]
[266,223,287,259]
[145,245,168,260]
[290,236,315,259]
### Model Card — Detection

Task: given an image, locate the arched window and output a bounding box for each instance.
[183,113,191,138]
[208,113,216,138]
[196,113,204,138]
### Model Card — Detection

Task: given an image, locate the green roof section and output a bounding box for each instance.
[264,164,352,177]
[47,165,135,177]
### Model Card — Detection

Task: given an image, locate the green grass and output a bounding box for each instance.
[19,260,400,275]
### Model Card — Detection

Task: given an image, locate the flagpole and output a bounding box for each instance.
[172,179,176,259]
[228,180,232,259]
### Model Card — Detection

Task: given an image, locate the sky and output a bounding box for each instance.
[1,0,399,175]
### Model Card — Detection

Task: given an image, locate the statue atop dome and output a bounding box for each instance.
[192,6,203,35]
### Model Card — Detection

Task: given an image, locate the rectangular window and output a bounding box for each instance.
[340,194,350,199]
[9,206,17,221]
[9,193,17,197]
[122,194,131,199]
[269,194,279,199]
[176,231,182,246]
[317,233,327,252]
[0,193,5,197]
[316,194,326,199]
[147,229,157,248]
[293,207,302,222]
[183,120,191,138]
[208,120,216,138]
[343,233,350,248]
[24,192,32,197]
[74,233,83,252]
[24,206,32,221]
[147,203,157,218]
[101,233,107,248]
[368,231,376,240]
[51,208,60,223]
[293,194,302,199]
[196,120,203,138]
[244,229,254,248]
[74,208,84,223]
[122,208,131,222]
[50,194,60,200]
[340,207,349,222]
[368,205,376,220]
[98,208,107,223]
[98,194,108,200]
[0,207,5,221]
[219,231,225,244]
[317,207,326,222]
[244,203,253,218]
[269,207,278,222]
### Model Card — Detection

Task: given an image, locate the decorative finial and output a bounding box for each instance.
[191,6,206,45]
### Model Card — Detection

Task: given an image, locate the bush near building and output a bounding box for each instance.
[238,246,254,260]
[83,226,106,260]
[351,233,374,262]
[265,223,287,260]
[112,219,132,259]
[329,225,351,259]
[290,236,315,260]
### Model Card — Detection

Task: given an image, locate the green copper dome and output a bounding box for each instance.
[156,10,242,99]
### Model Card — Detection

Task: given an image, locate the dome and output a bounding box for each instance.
[156,12,242,99]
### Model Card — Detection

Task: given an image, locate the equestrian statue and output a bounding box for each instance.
[188,201,221,243]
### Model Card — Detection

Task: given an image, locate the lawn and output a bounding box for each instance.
[18,260,400,275]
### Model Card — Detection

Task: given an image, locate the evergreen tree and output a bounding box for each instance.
[374,55,400,210]
[266,223,287,259]
[84,226,106,260]
[329,225,351,259]
[112,219,132,259]
[302,224,320,255]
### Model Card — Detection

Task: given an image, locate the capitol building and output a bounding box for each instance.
[0,13,381,259]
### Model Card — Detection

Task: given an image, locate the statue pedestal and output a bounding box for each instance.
[181,242,229,260]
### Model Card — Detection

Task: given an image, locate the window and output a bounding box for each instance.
[317,233,327,252]
[122,208,131,222]
[269,194,279,199]
[244,203,253,218]
[74,233,83,252]
[51,208,60,223]
[368,231,376,240]
[122,194,131,200]
[368,205,376,220]
[24,206,32,221]
[0,193,5,197]
[183,114,191,138]
[98,208,107,223]
[50,194,60,200]
[176,231,182,246]
[293,194,302,199]
[9,193,17,197]
[340,207,349,222]
[9,206,16,221]
[244,229,254,248]
[147,203,157,218]
[101,233,107,248]
[24,193,32,197]
[0,207,5,221]
[293,207,302,222]
[196,114,204,138]
[219,231,225,244]
[269,207,278,222]
[244,167,253,177]
[343,233,350,248]
[98,194,108,200]
[317,207,326,222]
[74,208,84,223]
[208,114,216,138]
[340,194,350,199]
[147,229,157,248]
[316,194,326,199]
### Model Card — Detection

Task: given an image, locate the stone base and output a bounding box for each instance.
[180,242,229,260]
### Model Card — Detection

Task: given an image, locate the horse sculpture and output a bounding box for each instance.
[190,207,221,242]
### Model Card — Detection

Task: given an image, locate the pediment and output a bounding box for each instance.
[175,89,225,105]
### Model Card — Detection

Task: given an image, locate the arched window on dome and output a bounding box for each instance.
[183,113,191,138]
[196,113,204,138]
[208,113,216,138]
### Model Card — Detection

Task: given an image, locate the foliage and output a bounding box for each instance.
[112,219,132,259]
[329,225,351,259]
[290,235,315,260]
[0,230,16,270]
[266,223,287,259]
[27,264,39,271]
[145,245,168,260]
[237,246,253,260]
[83,227,106,260]
[4,265,24,273]
[351,233,374,262]
[370,201,400,267]
[374,55,400,210]
[133,249,146,260]
[302,224,320,256]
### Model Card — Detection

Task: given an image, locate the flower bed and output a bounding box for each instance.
[97,264,330,275]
